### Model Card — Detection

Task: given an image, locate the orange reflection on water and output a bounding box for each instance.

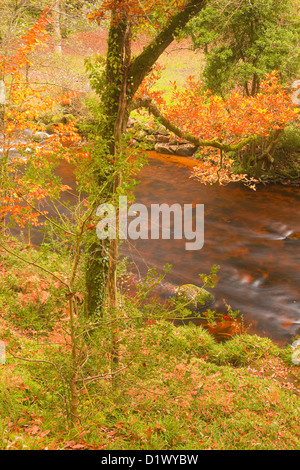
[121,152,300,345]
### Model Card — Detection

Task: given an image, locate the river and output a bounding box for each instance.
[15,150,300,345]
[120,152,300,345]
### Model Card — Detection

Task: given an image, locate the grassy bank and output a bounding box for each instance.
[0,241,299,450]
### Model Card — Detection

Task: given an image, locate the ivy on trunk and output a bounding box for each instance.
[85,0,207,317]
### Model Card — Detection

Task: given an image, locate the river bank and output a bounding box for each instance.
[0,237,299,450]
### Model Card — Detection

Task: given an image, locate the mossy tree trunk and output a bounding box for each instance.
[85,9,128,317]
[85,0,207,317]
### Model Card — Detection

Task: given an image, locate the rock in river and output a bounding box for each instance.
[175,284,215,314]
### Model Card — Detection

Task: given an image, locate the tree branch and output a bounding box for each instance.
[130,97,259,153]
[0,242,71,291]
[128,0,207,100]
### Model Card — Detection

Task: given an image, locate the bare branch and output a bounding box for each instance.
[0,242,70,291]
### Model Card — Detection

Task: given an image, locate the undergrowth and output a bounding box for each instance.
[0,241,299,450]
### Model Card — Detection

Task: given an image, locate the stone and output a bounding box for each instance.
[51,114,64,124]
[45,124,56,134]
[134,130,147,141]
[145,134,156,143]
[63,113,76,122]
[157,125,169,136]
[127,118,136,128]
[169,136,180,145]
[175,144,197,157]
[175,284,215,314]
[154,143,174,155]
[128,138,138,148]
[23,128,33,137]
[0,147,19,159]
[32,131,50,142]
[156,135,170,143]
[170,145,180,154]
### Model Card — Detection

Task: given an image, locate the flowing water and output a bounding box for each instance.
[120,152,300,345]
[16,151,300,345]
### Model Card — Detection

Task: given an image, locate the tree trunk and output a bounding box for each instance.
[85,1,207,317]
[85,11,128,317]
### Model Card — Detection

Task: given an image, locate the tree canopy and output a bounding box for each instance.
[184,0,300,96]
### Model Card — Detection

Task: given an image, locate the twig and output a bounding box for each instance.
[76,363,131,392]
[16,193,77,237]
[0,241,70,291]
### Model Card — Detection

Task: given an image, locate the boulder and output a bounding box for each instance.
[45,124,56,135]
[32,131,50,142]
[154,143,174,155]
[145,134,156,143]
[127,117,136,128]
[156,134,170,143]
[157,125,169,136]
[51,114,64,124]
[170,145,181,154]
[63,113,76,123]
[175,144,197,157]
[0,147,19,159]
[175,284,215,314]
[169,136,181,145]
[128,138,138,148]
[23,128,33,137]
[134,129,148,142]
